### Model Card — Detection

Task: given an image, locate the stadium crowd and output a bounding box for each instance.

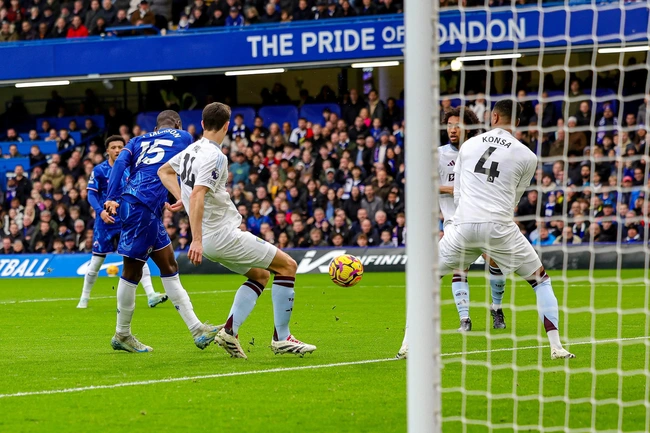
[0,75,649,255]
[0,0,613,41]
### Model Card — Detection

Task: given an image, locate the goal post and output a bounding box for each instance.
[406,1,650,431]
[404,0,440,433]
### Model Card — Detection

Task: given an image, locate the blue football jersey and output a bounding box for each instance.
[115,128,193,217]
[87,160,128,228]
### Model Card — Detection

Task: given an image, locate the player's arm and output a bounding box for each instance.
[453,151,463,208]
[514,156,537,206]
[105,143,133,216]
[187,155,222,266]
[158,161,183,212]
[187,185,209,266]
[87,169,115,224]
[440,185,453,195]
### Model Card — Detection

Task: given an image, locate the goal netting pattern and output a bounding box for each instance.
[434,2,650,432]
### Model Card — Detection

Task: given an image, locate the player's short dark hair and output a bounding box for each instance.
[202,102,232,132]
[104,135,125,148]
[493,99,522,124]
[443,106,482,137]
[156,110,182,129]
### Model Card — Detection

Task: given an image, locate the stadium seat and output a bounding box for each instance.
[20,132,82,144]
[231,106,256,129]
[135,112,158,133]
[179,110,203,132]
[36,115,105,131]
[1,141,58,155]
[259,105,299,129]
[0,157,30,172]
[299,103,341,126]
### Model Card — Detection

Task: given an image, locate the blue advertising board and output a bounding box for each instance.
[0,3,648,82]
[0,254,162,278]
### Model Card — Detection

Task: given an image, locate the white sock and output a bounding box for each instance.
[532,275,562,350]
[272,275,295,341]
[161,273,202,334]
[116,277,137,336]
[226,280,264,335]
[401,325,408,347]
[452,273,470,320]
[140,263,156,297]
[81,255,105,299]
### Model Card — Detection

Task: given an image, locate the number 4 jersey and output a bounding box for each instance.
[168,138,242,235]
[109,128,194,217]
[452,127,537,225]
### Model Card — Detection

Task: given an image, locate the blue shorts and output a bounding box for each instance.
[117,200,170,262]
[92,224,122,255]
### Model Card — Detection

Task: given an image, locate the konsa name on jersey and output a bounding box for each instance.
[482,135,512,148]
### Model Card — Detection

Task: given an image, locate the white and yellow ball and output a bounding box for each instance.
[329,254,364,287]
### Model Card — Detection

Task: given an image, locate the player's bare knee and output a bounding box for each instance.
[282,256,298,276]
[247,268,270,287]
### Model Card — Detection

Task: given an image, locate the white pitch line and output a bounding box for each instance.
[0,285,405,305]
[0,289,237,305]
[1,336,648,400]
[0,358,397,399]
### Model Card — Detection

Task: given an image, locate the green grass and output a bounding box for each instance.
[0,270,649,432]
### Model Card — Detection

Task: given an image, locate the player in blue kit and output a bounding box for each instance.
[104,111,220,353]
[76,135,168,309]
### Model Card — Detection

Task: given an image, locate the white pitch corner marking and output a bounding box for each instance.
[0,336,648,400]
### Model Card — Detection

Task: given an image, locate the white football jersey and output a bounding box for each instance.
[168,138,242,236]
[452,128,537,224]
[438,144,459,223]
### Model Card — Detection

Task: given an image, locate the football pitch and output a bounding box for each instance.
[1,270,648,432]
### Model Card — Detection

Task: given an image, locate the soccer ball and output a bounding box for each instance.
[329,254,364,287]
[106,264,120,277]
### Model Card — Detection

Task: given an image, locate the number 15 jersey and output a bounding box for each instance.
[452,127,537,225]
[168,138,242,236]
[121,128,193,217]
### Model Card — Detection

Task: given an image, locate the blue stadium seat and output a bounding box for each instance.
[299,103,341,126]
[21,131,82,143]
[0,157,30,172]
[231,106,256,129]
[179,110,203,132]
[135,112,158,133]
[1,141,58,155]
[259,105,299,129]
[36,115,105,131]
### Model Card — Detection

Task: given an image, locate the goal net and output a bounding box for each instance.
[425,1,650,432]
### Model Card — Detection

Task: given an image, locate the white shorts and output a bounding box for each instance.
[203,228,278,276]
[439,222,541,278]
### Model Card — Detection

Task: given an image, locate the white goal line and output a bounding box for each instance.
[1,335,648,400]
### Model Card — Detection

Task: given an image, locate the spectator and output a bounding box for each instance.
[51,17,68,38]
[361,184,384,221]
[366,89,385,122]
[0,237,13,254]
[353,219,379,246]
[113,9,130,27]
[596,104,617,144]
[553,226,582,245]
[293,0,312,20]
[100,0,117,25]
[209,8,225,26]
[259,2,280,23]
[0,20,18,42]
[3,128,22,142]
[357,0,377,15]
[378,0,398,14]
[67,15,89,38]
[12,239,25,254]
[378,229,394,246]
[131,0,155,26]
[225,6,244,26]
[85,0,101,30]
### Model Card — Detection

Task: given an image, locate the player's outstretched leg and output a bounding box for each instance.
[452,271,471,332]
[150,247,221,349]
[77,254,105,308]
[140,263,169,308]
[488,258,507,329]
[215,269,270,359]
[526,267,575,360]
[267,251,316,356]
[396,325,408,359]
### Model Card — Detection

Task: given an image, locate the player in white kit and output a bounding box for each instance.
[438,107,508,332]
[439,100,574,360]
[158,102,316,359]
[396,107,508,359]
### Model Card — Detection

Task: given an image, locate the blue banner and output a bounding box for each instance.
[0,254,162,278]
[0,4,648,82]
